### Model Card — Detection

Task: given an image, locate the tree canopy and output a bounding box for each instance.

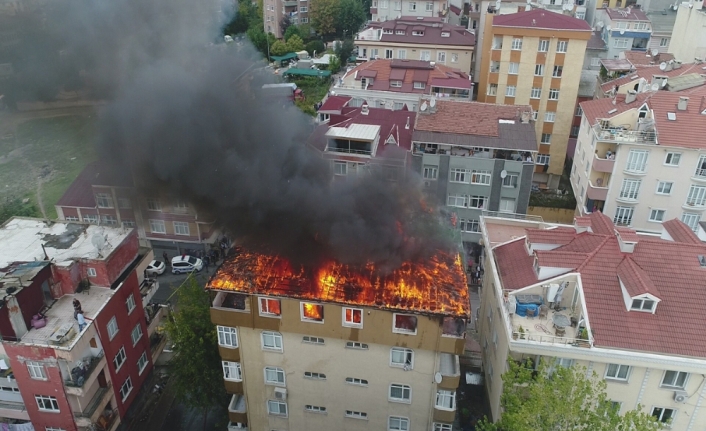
[335,38,355,64]
[310,0,339,36]
[477,359,665,431]
[270,39,289,56]
[336,0,366,38]
[286,34,305,52]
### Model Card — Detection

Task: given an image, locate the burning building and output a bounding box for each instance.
[207,249,470,431]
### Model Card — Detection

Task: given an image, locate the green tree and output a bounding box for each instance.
[310,0,339,37]
[477,360,664,431]
[163,278,226,431]
[286,34,305,52]
[335,38,355,65]
[336,0,366,38]
[270,39,289,56]
[328,54,341,72]
[284,25,301,41]
[306,39,325,56]
[280,15,293,37]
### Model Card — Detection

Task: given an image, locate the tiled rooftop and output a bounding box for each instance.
[605,7,650,21]
[318,95,351,113]
[624,50,674,67]
[586,31,606,50]
[648,86,706,149]
[599,62,703,93]
[342,59,470,94]
[662,219,702,244]
[362,17,475,46]
[493,9,592,31]
[526,227,576,245]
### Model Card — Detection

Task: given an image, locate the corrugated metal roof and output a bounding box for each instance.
[326,124,381,141]
[666,73,706,92]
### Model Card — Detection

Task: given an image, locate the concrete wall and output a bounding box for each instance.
[372,0,448,21]
[527,206,576,224]
[668,2,706,61]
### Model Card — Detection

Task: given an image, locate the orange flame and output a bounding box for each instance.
[302,303,324,320]
[208,250,469,317]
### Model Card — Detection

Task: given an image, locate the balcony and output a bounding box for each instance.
[592,154,615,173]
[592,124,656,145]
[150,332,169,363]
[692,167,706,183]
[211,292,252,327]
[0,400,29,421]
[146,303,167,336]
[683,199,706,211]
[283,0,297,6]
[140,278,159,307]
[228,422,248,431]
[228,394,248,424]
[74,382,113,427]
[437,353,461,389]
[586,180,608,201]
[64,351,107,396]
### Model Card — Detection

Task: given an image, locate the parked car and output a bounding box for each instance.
[145,260,166,276]
[171,255,203,274]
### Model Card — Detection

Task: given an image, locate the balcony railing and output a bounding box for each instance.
[64,351,105,388]
[695,168,706,179]
[74,383,112,419]
[587,181,608,201]
[325,145,372,155]
[592,154,615,173]
[592,124,656,144]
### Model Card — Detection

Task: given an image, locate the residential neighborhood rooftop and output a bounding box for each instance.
[599,62,703,93]
[342,59,471,94]
[604,7,650,21]
[493,9,592,31]
[360,17,475,46]
[623,50,674,67]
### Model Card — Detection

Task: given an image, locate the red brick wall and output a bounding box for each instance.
[16,265,53,329]
[52,262,82,295]
[4,343,77,430]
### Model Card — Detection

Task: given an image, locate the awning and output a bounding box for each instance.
[270,52,298,62]
[600,58,632,72]
[283,68,332,77]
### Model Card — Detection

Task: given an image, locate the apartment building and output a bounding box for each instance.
[668,0,706,62]
[56,161,217,251]
[331,59,472,112]
[412,100,537,242]
[595,7,652,57]
[0,218,161,430]
[571,82,706,233]
[477,9,592,188]
[355,17,475,74]
[478,211,706,429]
[263,0,309,38]
[370,0,450,22]
[206,249,470,431]
[595,60,702,97]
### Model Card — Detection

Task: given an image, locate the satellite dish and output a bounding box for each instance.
[420,101,428,112]
[651,83,659,91]
[434,372,443,384]
[661,79,668,87]
[91,234,106,254]
[620,29,625,35]
[660,62,667,71]
[651,49,659,56]
[430,97,436,108]
[500,170,508,179]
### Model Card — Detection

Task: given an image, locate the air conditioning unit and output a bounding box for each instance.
[274,387,287,400]
[674,390,688,403]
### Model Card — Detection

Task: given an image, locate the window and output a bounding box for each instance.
[343,307,363,327]
[630,298,655,312]
[681,212,701,232]
[268,400,288,416]
[305,405,327,413]
[649,209,666,222]
[423,165,438,179]
[147,198,161,211]
[487,84,498,96]
[385,49,393,59]
[137,351,148,374]
[393,313,418,334]
[420,50,430,60]
[397,49,406,59]
[502,173,518,188]
[625,150,648,172]
[173,221,190,236]
[576,106,583,116]
[95,193,113,208]
[408,1,416,10]
[261,331,283,351]
[548,88,560,100]
[538,39,549,52]
[131,324,143,346]
[264,366,285,385]
[414,82,425,90]
[536,154,550,165]
[222,361,242,381]
[576,10,585,19]
[122,220,135,228]
[149,219,166,234]
[390,347,414,368]
[605,364,631,381]
[259,297,281,316]
[660,37,669,47]
[459,219,479,233]
[35,395,59,412]
[696,155,706,177]
[388,416,410,431]
[300,6,308,11]
[389,384,412,402]
[426,1,433,11]
[613,38,629,49]
[435,390,456,410]
[619,179,641,200]
[511,38,522,50]
[346,341,369,349]
[27,361,47,380]
[450,168,470,183]
[434,424,453,431]
[346,410,368,419]
[304,371,327,379]
[302,336,324,344]
[492,36,503,49]
[544,112,556,122]
[508,62,519,74]
[301,302,324,323]
[664,152,681,166]
[451,53,458,63]
[686,185,706,207]
[126,294,136,315]
[571,125,580,137]
[556,40,567,52]
[651,407,676,424]
[506,85,516,97]
[64,216,79,222]
[472,170,492,185]
[217,326,238,348]
[334,161,347,176]
[469,195,487,209]
[113,346,126,371]
[551,65,563,78]
[634,22,648,30]
[614,206,634,226]
[120,377,133,401]
[534,64,545,76]
[530,87,541,99]
[107,316,118,340]
[662,371,688,389]
[437,51,446,63]
[591,57,601,67]
[345,377,369,386]
[85,267,97,279]
[100,215,118,226]
[83,214,98,224]
[541,133,552,144]
[499,198,516,213]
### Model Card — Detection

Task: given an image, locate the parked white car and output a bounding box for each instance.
[145,260,166,276]
[171,255,204,274]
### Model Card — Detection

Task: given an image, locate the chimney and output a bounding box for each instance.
[678,96,689,111]
[625,89,637,104]
[521,111,530,124]
[405,117,410,129]
[361,104,369,115]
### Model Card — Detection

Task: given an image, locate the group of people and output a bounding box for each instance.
[469,266,483,285]
[73,299,91,332]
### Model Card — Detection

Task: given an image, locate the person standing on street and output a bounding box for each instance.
[163,252,169,266]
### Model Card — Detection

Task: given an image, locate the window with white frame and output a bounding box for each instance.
[35,395,59,412]
[664,152,681,166]
[660,37,669,47]
[267,400,288,416]
[414,82,425,90]
[532,111,538,121]
[138,351,149,374]
[107,316,118,340]
[447,194,468,208]
[435,390,456,410]
[64,216,79,222]
[149,219,166,234]
[472,170,491,185]
[122,220,135,228]
[541,133,552,144]
[423,165,438,179]
[222,361,242,381]
[487,84,498,96]
[389,383,412,402]
[385,49,393,59]
[388,416,409,431]
[634,22,648,30]
[408,1,416,10]
[536,154,550,165]
[120,377,133,401]
[499,198,516,213]
[469,195,487,209]
[502,173,519,187]
[619,179,641,200]
[686,185,706,207]
[390,347,414,368]
[530,87,541,99]
[614,206,634,226]
[217,326,238,348]
[87,267,97,277]
[126,294,136,314]
[548,88,560,100]
[508,62,519,74]
[113,346,126,371]
[451,53,459,63]
[334,161,347,176]
[544,112,556,122]
[147,198,161,211]
[264,366,285,385]
[301,302,324,323]
[101,215,118,226]
[613,38,629,49]
[131,324,143,346]
[576,10,585,19]
[630,297,655,312]
[651,407,676,424]
[173,221,190,236]
[591,57,601,67]
[661,370,688,388]
[27,361,47,380]
[261,331,283,351]
[649,209,665,222]
[95,193,113,208]
[656,181,673,195]
[534,64,544,76]
[538,39,549,52]
[420,50,430,60]
[397,49,406,59]
[605,364,631,381]
[304,371,327,379]
[393,313,417,334]
[343,307,363,327]
[556,40,567,52]
[552,65,563,77]
[450,168,470,183]
[511,38,522,50]
[681,212,701,231]
[258,297,281,316]
[300,6,308,11]
[492,36,503,49]
[305,405,327,413]
[625,149,648,172]
[345,377,369,386]
[346,341,369,349]
[434,424,453,431]
[459,219,479,233]
[82,214,98,224]
[302,336,324,344]
[437,51,446,62]
[346,410,368,419]
[506,85,516,97]
[426,1,433,10]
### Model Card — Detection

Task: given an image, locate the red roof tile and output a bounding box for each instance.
[616,227,640,243]
[536,250,588,268]
[580,92,651,125]
[586,31,606,50]
[526,227,576,245]
[575,216,592,227]
[605,7,649,21]
[662,219,701,244]
[343,60,470,94]
[415,100,531,137]
[318,96,351,113]
[588,211,615,236]
[624,50,674,67]
[494,239,538,290]
[365,18,475,46]
[493,9,592,31]
[648,86,706,150]
[599,62,703,93]
[56,163,99,208]
[617,257,660,297]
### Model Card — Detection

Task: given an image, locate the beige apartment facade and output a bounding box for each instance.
[477,10,591,188]
[478,214,706,429]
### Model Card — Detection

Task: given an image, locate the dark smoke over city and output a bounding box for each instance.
[8,0,453,269]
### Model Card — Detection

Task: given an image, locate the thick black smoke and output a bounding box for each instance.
[9,0,453,269]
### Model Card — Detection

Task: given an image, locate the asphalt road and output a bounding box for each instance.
[149,267,215,305]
